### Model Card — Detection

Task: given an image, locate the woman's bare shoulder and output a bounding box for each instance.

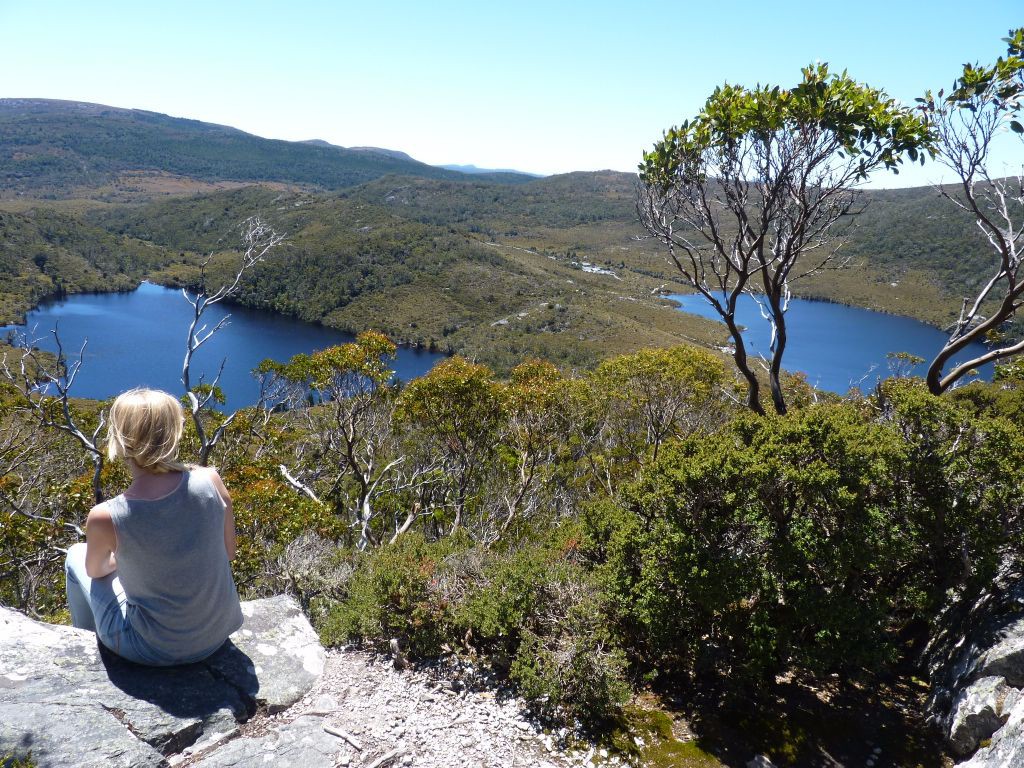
[188,465,227,484]
[191,465,231,502]
[87,502,113,522]
[86,503,115,536]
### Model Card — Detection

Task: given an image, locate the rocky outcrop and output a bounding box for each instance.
[947,677,1017,756]
[926,566,1024,764]
[958,695,1024,768]
[0,594,324,768]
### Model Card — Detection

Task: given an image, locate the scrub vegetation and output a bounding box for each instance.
[3,330,1023,764]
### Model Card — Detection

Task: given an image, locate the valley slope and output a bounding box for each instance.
[0,99,1001,372]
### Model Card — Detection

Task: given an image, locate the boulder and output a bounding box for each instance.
[0,594,324,767]
[926,570,1024,715]
[959,695,1024,768]
[923,563,1024,763]
[972,619,1024,688]
[947,676,1013,757]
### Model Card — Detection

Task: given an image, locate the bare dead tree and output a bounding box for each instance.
[182,215,285,464]
[1,330,106,503]
[0,334,102,613]
[921,30,1024,393]
[0,401,84,530]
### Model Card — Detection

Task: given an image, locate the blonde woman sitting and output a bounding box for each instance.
[64,388,243,666]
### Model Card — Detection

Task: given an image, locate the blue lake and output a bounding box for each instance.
[1,283,444,407]
[670,293,993,393]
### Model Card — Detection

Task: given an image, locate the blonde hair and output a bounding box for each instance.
[106,388,187,474]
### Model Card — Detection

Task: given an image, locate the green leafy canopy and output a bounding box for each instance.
[639,63,933,189]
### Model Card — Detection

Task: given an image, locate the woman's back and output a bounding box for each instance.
[106,469,242,664]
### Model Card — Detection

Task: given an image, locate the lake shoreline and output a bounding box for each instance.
[1,283,445,407]
[665,291,994,393]
[11,278,450,357]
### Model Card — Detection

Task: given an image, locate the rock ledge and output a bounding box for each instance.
[0,594,324,767]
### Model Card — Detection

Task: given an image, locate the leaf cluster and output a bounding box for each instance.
[640,63,931,191]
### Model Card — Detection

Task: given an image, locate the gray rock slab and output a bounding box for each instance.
[948,676,1011,757]
[973,618,1024,688]
[206,594,325,713]
[191,714,341,767]
[960,695,1024,768]
[0,700,166,768]
[0,595,324,767]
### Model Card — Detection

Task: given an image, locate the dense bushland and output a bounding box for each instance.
[0,208,181,323]
[2,337,1023,733]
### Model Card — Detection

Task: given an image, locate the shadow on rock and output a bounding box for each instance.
[99,638,259,724]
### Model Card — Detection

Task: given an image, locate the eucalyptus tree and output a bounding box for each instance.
[637,64,931,414]
[920,29,1024,394]
[395,357,507,536]
[496,359,593,533]
[258,332,431,550]
[593,345,729,466]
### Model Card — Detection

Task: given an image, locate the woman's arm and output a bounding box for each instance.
[85,504,118,578]
[205,468,237,560]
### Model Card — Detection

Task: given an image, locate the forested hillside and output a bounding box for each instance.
[348,172,996,326]
[0,99,532,199]
[84,185,726,371]
[0,207,178,321]
[0,166,1004,373]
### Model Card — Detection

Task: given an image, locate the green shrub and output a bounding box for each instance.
[317,531,465,656]
[455,536,562,651]
[876,379,1024,611]
[585,403,911,683]
[509,595,630,726]
[315,523,631,726]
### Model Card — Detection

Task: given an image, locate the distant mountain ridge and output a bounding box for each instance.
[299,139,544,177]
[300,139,416,163]
[0,99,535,196]
[440,163,544,177]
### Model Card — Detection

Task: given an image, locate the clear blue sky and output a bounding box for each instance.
[2,0,1021,186]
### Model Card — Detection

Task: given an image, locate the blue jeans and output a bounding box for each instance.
[64,542,162,665]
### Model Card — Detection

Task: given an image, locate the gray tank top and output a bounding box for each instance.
[107,470,243,663]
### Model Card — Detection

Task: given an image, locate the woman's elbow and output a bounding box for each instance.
[85,556,114,579]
